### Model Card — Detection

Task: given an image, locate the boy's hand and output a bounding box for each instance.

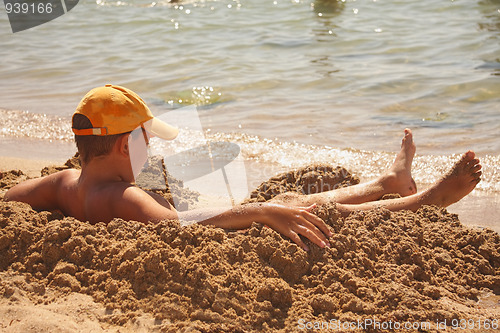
[261,203,332,251]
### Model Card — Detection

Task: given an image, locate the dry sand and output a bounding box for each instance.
[0,156,499,332]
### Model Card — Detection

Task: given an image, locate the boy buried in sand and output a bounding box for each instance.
[4,85,482,251]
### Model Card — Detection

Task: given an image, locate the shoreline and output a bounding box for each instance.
[0,154,498,235]
[446,191,500,235]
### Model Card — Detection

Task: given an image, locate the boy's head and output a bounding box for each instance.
[72,84,178,164]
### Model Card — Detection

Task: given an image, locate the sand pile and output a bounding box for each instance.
[0,161,499,332]
[245,164,360,203]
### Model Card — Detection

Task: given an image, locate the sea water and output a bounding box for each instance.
[0,0,499,196]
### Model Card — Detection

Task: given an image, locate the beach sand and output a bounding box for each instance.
[0,156,498,332]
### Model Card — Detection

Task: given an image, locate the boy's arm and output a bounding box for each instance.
[117,187,331,251]
[4,175,332,250]
[4,173,60,210]
[192,203,332,251]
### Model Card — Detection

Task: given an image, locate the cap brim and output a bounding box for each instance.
[143,117,179,140]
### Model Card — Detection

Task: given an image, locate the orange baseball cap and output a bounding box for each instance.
[72,84,178,140]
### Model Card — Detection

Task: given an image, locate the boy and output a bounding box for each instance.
[4,85,482,251]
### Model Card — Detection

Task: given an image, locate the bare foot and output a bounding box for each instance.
[380,128,417,197]
[424,151,482,207]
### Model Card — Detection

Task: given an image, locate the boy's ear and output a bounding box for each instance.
[116,133,130,157]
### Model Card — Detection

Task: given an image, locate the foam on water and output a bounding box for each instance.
[1,107,498,193]
[0,109,71,142]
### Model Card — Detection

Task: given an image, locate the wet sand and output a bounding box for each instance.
[0,156,498,332]
[446,193,500,235]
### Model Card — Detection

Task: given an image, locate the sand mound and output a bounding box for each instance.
[246,164,360,203]
[1,161,499,332]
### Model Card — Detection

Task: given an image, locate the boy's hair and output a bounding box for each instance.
[72,114,127,164]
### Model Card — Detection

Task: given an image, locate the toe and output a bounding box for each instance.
[469,164,482,173]
[464,151,475,160]
[457,151,475,168]
[403,128,412,141]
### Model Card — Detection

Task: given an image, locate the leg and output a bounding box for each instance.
[272,128,417,206]
[335,151,481,215]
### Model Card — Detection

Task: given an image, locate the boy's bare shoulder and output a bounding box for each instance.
[40,168,81,189]
[4,168,80,212]
[92,182,175,223]
[57,168,81,181]
[111,184,165,207]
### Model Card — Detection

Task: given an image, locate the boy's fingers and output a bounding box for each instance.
[294,222,329,249]
[288,230,308,251]
[298,217,328,242]
[303,203,317,212]
[301,210,332,237]
[295,204,332,238]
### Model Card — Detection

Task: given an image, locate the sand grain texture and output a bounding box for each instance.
[0,160,498,332]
